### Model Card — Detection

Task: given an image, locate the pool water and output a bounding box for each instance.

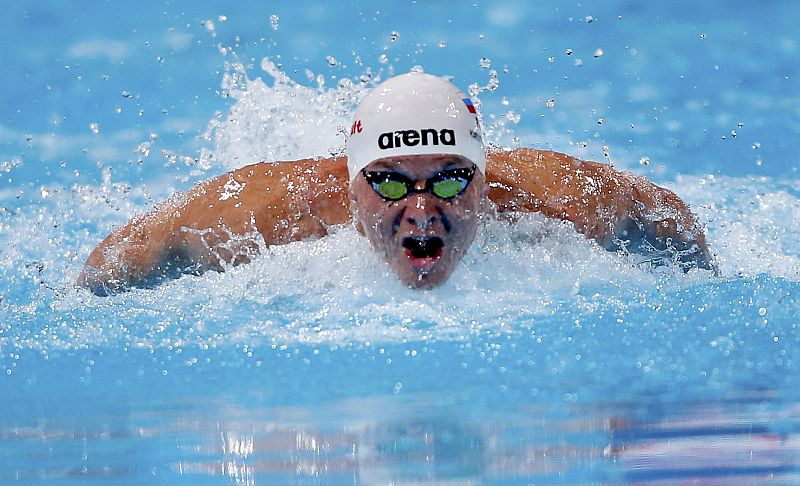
[2,1,799,484]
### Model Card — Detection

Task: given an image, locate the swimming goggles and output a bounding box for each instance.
[362,164,477,201]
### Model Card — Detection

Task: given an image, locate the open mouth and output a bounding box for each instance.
[402,237,444,269]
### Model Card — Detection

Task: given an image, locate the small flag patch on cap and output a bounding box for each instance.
[463,98,477,114]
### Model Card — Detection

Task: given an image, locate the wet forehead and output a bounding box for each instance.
[364,155,472,177]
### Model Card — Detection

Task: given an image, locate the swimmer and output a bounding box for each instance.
[78,72,713,295]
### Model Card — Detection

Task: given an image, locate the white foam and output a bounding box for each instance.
[199,63,366,171]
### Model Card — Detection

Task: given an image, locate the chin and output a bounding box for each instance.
[393,258,455,289]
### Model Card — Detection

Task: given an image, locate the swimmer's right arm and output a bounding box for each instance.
[77,157,350,295]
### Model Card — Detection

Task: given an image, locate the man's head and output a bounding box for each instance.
[347,73,486,289]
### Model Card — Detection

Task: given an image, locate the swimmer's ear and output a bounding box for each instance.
[348,187,366,236]
[354,219,366,236]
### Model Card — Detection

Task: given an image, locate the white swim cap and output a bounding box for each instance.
[347,72,485,180]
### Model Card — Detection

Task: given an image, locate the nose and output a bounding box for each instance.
[404,194,440,232]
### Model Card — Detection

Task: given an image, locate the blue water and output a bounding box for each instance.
[2,1,800,484]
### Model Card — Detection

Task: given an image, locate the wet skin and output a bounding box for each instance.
[350,155,486,289]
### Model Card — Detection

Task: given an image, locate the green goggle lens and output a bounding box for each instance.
[431,178,467,199]
[363,164,476,201]
[376,180,409,200]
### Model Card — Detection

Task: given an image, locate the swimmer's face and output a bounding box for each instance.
[350,155,485,289]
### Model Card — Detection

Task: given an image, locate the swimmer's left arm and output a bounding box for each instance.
[485,148,714,270]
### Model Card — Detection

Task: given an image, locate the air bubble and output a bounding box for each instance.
[759,307,767,316]
[326,56,337,67]
[566,48,573,55]
[270,14,279,30]
[438,40,446,48]
[593,48,604,58]
[639,156,650,166]
[390,31,399,41]
[479,57,491,69]
[378,54,388,64]
[546,99,556,108]
[89,123,100,135]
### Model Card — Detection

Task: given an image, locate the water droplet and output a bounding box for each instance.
[585,15,594,23]
[390,31,399,41]
[593,48,604,58]
[218,15,228,22]
[486,69,499,90]
[378,54,388,64]
[501,97,510,106]
[700,33,707,39]
[203,19,215,33]
[639,156,650,165]
[479,33,485,40]
[121,90,133,98]
[326,55,338,67]
[438,40,447,48]
[89,123,100,135]
[114,106,121,113]
[752,142,761,150]
[574,58,583,67]
[597,118,604,125]
[731,129,737,137]
[738,122,744,128]
[270,14,279,31]
[156,56,164,65]
[566,48,573,55]
[758,307,767,316]
[479,57,491,69]
[546,99,556,108]
[547,56,556,63]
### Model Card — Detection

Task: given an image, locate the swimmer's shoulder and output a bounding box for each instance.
[486,147,586,173]
[193,155,351,227]
[194,156,350,199]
